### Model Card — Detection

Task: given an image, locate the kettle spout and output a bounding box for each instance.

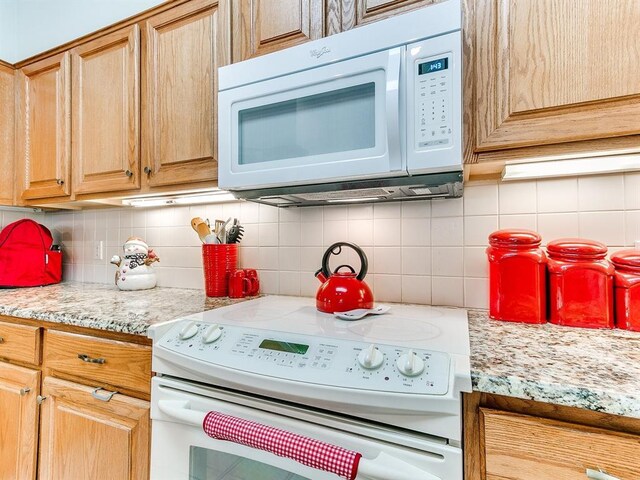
[315,269,327,283]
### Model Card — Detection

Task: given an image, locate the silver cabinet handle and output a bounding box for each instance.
[36,395,47,405]
[78,353,106,364]
[143,166,152,175]
[586,468,620,480]
[91,387,117,402]
[56,178,64,185]
[125,170,133,177]
[0,336,4,343]
[19,387,30,396]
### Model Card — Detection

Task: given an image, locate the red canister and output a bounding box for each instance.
[547,239,614,328]
[487,230,546,323]
[611,249,640,331]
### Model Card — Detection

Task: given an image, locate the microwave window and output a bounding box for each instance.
[238,82,376,165]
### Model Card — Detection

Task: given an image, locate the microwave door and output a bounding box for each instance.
[218,47,404,191]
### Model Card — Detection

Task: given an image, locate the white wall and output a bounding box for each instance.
[0,2,18,61]
[44,172,640,309]
[1,0,164,64]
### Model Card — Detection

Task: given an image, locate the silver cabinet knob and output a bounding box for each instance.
[36,395,47,405]
[144,166,152,175]
[125,170,133,178]
[56,179,64,185]
[19,387,30,396]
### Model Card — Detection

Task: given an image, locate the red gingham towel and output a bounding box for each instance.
[203,411,362,480]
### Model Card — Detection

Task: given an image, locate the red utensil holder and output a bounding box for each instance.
[611,249,640,331]
[487,229,547,323]
[547,238,614,329]
[202,244,238,297]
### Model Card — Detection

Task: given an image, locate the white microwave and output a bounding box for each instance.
[218,0,462,207]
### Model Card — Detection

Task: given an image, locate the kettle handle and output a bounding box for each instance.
[320,242,368,281]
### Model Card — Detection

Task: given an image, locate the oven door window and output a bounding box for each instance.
[190,447,308,480]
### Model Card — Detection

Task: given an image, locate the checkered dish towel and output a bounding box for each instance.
[203,411,362,480]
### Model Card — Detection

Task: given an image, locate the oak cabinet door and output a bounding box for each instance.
[38,377,150,480]
[471,0,640,154]
[329,0,441,34]
[72,25,140,195]
[0,64,14,206]
[0,362,40,480]
[142,0,220,187]
[232,0,324,62]
[16,53,71,200]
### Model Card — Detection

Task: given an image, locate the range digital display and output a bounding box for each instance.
[418,57,449,75]
[259,339,309,355]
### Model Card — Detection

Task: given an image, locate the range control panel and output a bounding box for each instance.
[415,53,453,151]
[157,321,451,395]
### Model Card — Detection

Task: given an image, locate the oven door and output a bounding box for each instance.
[218,47,404,191]
[151,377,462,480]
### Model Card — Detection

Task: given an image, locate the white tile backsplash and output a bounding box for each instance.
[578,174,625,212]
[499,180,537,214]
[40,172,640,309]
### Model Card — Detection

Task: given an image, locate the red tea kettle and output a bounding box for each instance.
[315,242,374,313]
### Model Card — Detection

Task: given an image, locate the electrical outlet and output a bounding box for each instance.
[94,241,104,260]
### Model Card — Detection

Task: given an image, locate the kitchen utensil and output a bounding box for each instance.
[487,230,546,324]
[334,305,390,320]
[191,217,212,243]
[226,223,244,244]
[315,242,374,313]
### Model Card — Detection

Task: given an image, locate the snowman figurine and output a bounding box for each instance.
[110,237,160,291]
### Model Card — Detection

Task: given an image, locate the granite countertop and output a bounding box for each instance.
[1,283,639,419]
[469,310,640,419]
[0,282,251,336]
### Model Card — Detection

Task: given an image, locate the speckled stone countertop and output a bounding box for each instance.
[0,282,251,336]
[469,310,640,419]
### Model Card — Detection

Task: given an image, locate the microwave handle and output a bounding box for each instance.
[158,400,440,480]
[385,47,403,170]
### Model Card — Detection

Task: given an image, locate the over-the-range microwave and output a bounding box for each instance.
[218,0,462,207]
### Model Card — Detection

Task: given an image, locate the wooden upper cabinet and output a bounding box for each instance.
[142,0,222,188]
[72,25,140,195]
[16,52,71,200]
[232,0,324,61]
[470,0,640,156]
[330,0,441,33]
[38,377,150,480]
[0,64,14,206]
[0,363,40,480]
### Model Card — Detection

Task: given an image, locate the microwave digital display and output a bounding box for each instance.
[259,339,309,355]
[418,57,448,75]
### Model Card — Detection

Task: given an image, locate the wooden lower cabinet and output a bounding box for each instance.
[0,362,40,480]
[38,377,150,480]
[465,392,640,480]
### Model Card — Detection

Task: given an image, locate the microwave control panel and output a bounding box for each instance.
[414,53,454,151]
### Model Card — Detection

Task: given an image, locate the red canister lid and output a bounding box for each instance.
[611,249,640,271]
[488,229,542,248]
[547,238,608,260]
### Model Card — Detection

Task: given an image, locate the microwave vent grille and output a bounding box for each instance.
[295,188,391,201]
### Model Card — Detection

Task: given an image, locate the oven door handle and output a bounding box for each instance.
[158,400,441,480]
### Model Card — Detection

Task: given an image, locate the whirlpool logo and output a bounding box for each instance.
[310,46,331,59]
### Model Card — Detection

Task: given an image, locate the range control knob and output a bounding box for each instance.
[179,321,198,340]
[202,324,222,344]
[357,345,384,370]
[396,350,425,377]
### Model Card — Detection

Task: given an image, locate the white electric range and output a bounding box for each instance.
[148,296,471,480]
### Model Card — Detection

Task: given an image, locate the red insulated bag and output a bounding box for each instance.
[0,219,62,287]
